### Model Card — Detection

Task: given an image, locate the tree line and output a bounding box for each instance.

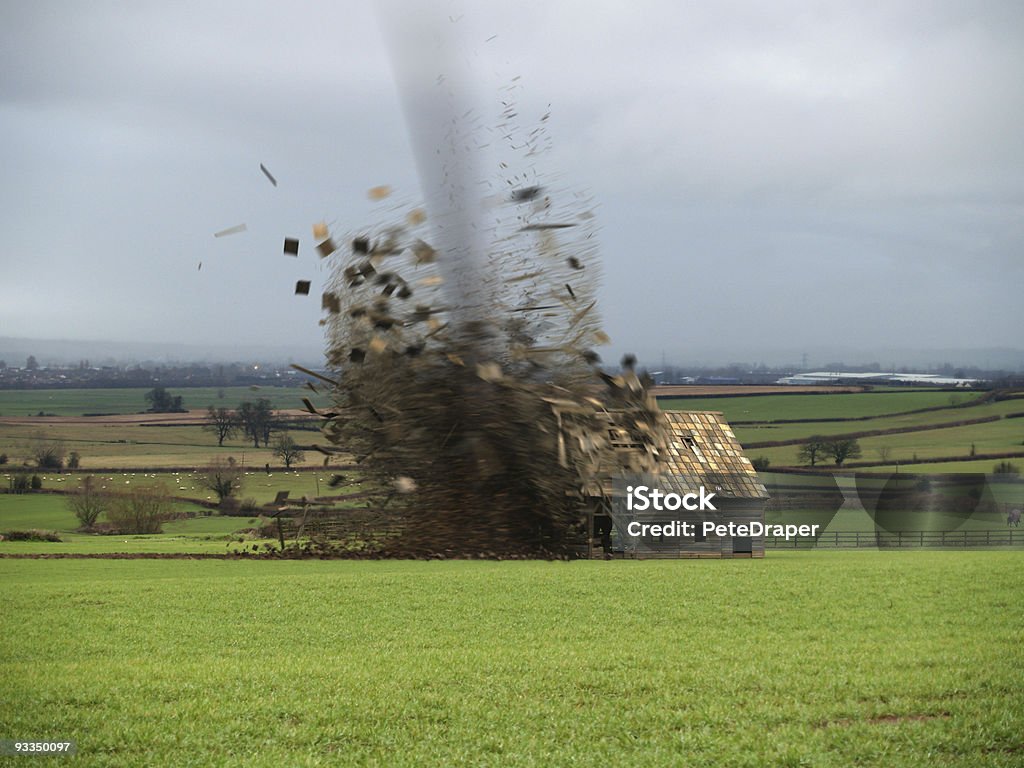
[203,399,307,469]
[202,399,277,447]
[797,437,863,467]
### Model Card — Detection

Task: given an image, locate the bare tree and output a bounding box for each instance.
[66,475,108,529]
[106,483,172,534]
[877,445,892,464]
[826,438,863,467]
[272,433,305,469]
[203,406,238,446]
[27,431,65,469]
[197,458,243,502]
[796,437,829,467]
[237,399,275,447]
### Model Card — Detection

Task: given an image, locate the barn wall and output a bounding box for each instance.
[606,498,766,559]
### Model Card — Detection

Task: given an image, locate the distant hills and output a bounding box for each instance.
[1,336,1021,372]
[0,337,326,368]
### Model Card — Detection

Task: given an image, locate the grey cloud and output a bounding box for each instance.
[0,0,1020,366]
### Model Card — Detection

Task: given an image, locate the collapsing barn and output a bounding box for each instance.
[585,410,769,559]
[287,154,767,557]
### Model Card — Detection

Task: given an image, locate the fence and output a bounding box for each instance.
[764,529,1023,549]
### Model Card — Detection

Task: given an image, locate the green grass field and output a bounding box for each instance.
[658,390,986,422]
[751,417,1024,469]
[1,389,1022,764]
[0,468,369,556]
[731,398,1024,446]
[1,554,1020,767]
[0,422,297,468]
[0,386,325,417]
[3,386,1020,475]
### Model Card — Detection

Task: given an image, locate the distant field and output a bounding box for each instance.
[868,460,1024,475]
[659,390,986,422]
[0,385,325,417]
[0,468,367,556]
[654,388,1023,474]
[0,469,352,503]
[751,417,1024,468]
[732,398,1024,446]
[0,492,262,554]
[1,554,1021,767]
[652,384,864,396]
[0,385,1020,497]
[0,421,330,469]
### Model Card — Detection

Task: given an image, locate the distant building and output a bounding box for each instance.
[776,371,982,387]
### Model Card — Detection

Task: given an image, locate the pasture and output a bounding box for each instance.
[749,416,1024,470]
[0,468,368,556]
[0,386,322,417]
[660,388,1024,474]
[657,389,986,422]
[1,553,1021,766]
[729,397,1024,445]
[1,385,1020,476]
[1,387,1022,765]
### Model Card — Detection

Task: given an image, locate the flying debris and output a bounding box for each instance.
[197,262,202,271]
[214,223,247,238]
[476,362,502,382]
[260,163,278,187]
[393,476,417,494]
[284,238,299,256]
[317,238,338,258]
[295,280,311,296]
[322,292,341,314]
[280,50,666,559]
[510,185,543,202]
[412,240,436,264]
[520,223,576,231]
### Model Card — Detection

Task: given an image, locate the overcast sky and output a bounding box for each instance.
[1,1,1021,368]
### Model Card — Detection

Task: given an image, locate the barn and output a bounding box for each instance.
[585,410,769,559]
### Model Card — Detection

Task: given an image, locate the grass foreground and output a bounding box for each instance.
[1,552,1021,766]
